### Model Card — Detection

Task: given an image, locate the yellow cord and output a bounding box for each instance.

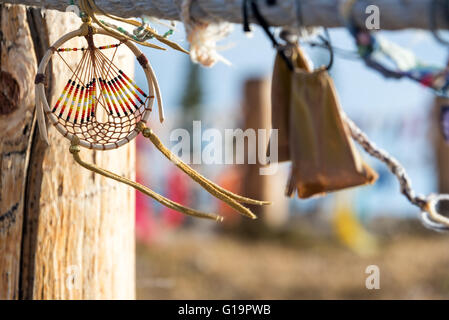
[69,137,223,222]
[69,123,272,221]
[136,122,271,220]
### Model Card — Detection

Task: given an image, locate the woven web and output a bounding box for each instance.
[53,36,151,146]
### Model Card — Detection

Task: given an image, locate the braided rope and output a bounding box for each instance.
[342,113,449,231]
[344,116,427,209]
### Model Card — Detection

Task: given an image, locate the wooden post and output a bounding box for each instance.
[434,97,449,193]
[241,78,289,229]
[0,4,135,300]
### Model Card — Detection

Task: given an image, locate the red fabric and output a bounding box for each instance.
[216,167,243,224]
[135,135,156,243]
[160,170,188,228]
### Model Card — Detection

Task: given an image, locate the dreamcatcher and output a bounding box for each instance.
[35,0,269,222]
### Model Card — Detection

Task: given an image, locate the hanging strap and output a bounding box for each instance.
[243,0,294,70]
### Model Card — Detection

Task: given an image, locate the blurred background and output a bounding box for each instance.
[133,26,449,299]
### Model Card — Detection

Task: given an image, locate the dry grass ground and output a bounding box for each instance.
[136,230,449,299]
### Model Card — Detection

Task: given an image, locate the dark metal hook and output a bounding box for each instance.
[242,0,333,71]
[242,0,294,71]
[319,28,334,71]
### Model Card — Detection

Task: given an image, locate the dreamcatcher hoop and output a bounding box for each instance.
[35,26,163,150]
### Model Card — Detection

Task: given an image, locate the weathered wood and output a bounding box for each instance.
[0,4,37,300]
[0,4,135,300]
[2,0,449,31]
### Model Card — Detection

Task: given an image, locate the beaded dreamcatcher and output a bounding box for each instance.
[35,0,269,222]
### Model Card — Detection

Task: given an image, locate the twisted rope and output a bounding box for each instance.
[342,114,449,231]
[344,116,427,210]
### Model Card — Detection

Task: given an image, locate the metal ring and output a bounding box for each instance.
[420,194,449,231]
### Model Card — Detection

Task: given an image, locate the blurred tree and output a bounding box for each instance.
[176,61,204,224]
[180,62,203,127]
[433,57,449,211]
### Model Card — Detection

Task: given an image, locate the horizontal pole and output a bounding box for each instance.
[2,0,449,30]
